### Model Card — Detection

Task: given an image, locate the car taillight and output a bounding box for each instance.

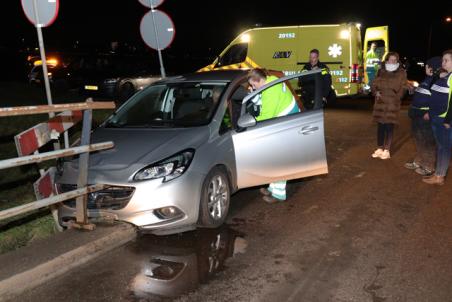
[351,64,360,83]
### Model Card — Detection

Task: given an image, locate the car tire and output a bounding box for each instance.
[198,167,231,228]
[118,82,135,104]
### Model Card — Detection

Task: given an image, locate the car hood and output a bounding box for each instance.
[58,126,210,184]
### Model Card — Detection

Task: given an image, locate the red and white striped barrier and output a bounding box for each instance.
[34,167,57,200]
[14,110,82,156]
[0,100,116,228]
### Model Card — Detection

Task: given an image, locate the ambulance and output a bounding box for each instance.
[199,23,389,97]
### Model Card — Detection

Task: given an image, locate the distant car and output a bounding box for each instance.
[28,61,82,92]
[78,54,161,103]
[56,70,328,235]
[28,64,73,90]
[28,54,161,103]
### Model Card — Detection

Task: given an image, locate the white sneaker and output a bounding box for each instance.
[371,148,384,158]
[380,150,391,160]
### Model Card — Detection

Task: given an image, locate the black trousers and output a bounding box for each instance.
[377,123,394,150]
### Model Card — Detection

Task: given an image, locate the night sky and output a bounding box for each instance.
[2,0,452,59]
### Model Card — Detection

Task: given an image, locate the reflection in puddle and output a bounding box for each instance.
[128,226,247,300]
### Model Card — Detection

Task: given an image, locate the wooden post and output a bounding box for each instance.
[73,106,95,230]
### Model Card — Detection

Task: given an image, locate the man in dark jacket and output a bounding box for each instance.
[423,49,452,185]
[299,49,335,109]
[405,57,442,176]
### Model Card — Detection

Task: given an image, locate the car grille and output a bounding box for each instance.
[57,184,135,210]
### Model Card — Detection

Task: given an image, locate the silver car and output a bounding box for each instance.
[56,70,328,235]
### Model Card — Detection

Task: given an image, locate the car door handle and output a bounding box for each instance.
[300,126,319,135]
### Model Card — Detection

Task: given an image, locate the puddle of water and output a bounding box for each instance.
[127,226,247,301]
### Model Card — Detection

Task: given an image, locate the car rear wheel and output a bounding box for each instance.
[198,167,230,228]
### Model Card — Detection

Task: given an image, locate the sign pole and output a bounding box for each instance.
[32,0,54,116]
[149,1,166,78]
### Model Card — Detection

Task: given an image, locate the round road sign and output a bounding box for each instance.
[21,0,59,27]
[138,0,165,8]
[140,10,175,50]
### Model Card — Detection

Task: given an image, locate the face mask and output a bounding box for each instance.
[385,63,399,72]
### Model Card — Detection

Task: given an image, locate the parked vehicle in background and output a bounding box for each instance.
[55,70,328,235]
[28,53,160,104]
[28,60,80,92]
[78,54,160,104]
[199,23,390,97]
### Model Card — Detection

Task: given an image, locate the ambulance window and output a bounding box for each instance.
[367,40,385,60]
[217,43,248,67]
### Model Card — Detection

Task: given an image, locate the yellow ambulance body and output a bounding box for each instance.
[199,23,389,96]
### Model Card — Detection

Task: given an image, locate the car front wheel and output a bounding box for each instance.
[198,167,230,228]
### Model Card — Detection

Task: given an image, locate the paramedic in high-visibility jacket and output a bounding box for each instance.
[366,42,381,85]
[423,49,452,186]
[247,68,300,203]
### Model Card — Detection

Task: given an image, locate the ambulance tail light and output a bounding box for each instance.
[351,64,360,83]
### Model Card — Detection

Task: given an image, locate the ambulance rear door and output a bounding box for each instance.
[363,26,389,88]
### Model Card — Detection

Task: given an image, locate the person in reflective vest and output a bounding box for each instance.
[404,56,442,176]
[366,42,381,85]
[423,49,452,185]
[247,68,300,203]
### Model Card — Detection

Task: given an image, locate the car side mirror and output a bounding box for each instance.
[237,113,257,129]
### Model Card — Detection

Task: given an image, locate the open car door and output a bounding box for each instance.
[232,71,328,189]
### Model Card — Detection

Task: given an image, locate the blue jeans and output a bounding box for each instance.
[431,119,452,177]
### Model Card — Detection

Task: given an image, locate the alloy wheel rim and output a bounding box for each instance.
[207,175,228,220]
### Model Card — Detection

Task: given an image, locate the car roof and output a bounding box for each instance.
[158,70,249,84]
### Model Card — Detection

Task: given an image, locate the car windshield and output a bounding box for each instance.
[105,81,228,128]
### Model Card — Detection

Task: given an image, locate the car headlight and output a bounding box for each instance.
[134,149,195,182]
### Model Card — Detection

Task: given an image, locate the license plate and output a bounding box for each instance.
[84,85,98,91]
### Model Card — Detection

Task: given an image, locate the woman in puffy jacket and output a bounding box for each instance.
[371,52,407,160]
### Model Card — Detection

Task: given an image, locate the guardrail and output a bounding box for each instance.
[0,99,116,230]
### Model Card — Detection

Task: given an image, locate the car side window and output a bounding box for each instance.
[219,108,233,135]
[219,82,249,135]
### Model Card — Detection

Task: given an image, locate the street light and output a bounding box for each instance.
[446,17,452,23]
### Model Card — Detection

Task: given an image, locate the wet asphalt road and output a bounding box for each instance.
[16,99,452,302]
